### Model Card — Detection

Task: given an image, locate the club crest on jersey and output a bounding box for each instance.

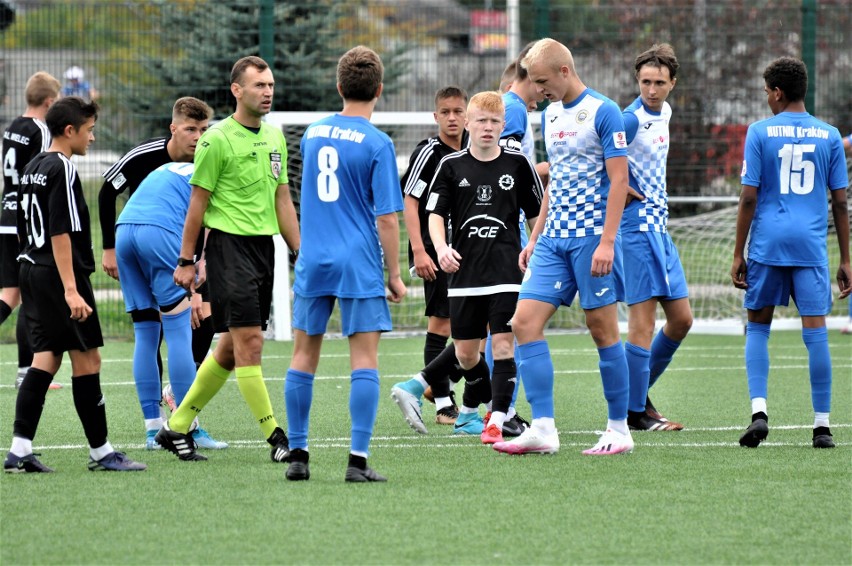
[612,132,627,149]
[741,160,747,177]
[576,110,589,124]
[270,152,282,178]
[498,174,514,191]
[476,185,492,202]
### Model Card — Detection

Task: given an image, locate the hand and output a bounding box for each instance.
[189,292,203,329]
[731,256,748,289]
[102,248,119,280]
[65,289,93,322]
[173,264,195,290]
[625,187,645,206]
[413,249,438,281]
[437,246,461,274]
[590,242,613,277]
[387,275,407,303]
[195,259,207,288]
[837,263,851,299]
[518,243,535,272]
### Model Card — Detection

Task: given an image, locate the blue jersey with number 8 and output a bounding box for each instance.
[296,114,402,298]
[741,111,848,266]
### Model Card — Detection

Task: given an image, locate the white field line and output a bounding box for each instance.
[16,423,851,452]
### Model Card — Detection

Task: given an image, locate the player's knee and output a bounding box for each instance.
[667,314,693,341]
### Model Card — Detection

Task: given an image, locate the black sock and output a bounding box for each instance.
[752,411,768,423]
[348,454,367,470]
[424,332,448,366]
[156,325,165,388]
[462,357,491,407]
[422,344,458,386]
[72,373,109,448]
[0,300,11,325]
[490,358,516,413]
[192,316,216,367]
[13,368,53,440]
[16,311,33,368]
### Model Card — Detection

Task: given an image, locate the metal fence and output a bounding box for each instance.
[1,0,850,339]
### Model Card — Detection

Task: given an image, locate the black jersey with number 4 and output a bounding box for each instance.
[426,147,543,296]
[17,152,95,275]
[1,117,51,233]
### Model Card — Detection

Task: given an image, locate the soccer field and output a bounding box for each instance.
[1,331,850,565]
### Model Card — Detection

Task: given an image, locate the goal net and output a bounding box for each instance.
[266,111,849,339]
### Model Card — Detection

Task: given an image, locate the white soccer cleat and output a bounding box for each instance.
[162,383,177,413]
[582,428,634,456]
[492,426,560,455]
[390,383,428,434]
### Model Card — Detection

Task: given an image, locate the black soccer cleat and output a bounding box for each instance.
[285,448,310,481]
[4,452,54,474]
[628,410,681,431]
[268,427,290,463]
[155,422,208,461]
[502,414,530,437]
[739,415,769,448]
[812,426,835,449]
[345,465,387,483]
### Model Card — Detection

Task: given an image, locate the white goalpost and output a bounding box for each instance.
[265,111,849,340]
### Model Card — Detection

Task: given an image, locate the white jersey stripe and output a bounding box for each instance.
[403,139,439,195]
[60,154,81,231]
[35,119,51,152]
[102,139,165,180]
[448,283,522,297]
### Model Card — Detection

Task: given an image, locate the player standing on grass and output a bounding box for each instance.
[284,46,405,483]
[102,97,226,451]
[1,72,62,390]
[493,38,634,456]
[731,56,850,449]
[159,56,300,462]
[427,91,542,446]
[621,43,691,432]
[390,86,468,430]
[5,97,146,473]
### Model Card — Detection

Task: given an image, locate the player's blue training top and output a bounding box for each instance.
[116,162,194,237]
[540,88,628,238]
[622,96,672,233]
[741,111,848,267]
[296,114,403,298]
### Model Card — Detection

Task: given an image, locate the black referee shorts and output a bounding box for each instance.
[449,291,518,341]
[19,262,103,354]
[0,234,20,288]
[205,229,274,333]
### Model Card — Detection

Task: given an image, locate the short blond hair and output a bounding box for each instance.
[467,91,504,116]
[25,71,61,107]
[521,38,574,74]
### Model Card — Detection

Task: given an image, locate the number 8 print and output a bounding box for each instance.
[317,145,339,202]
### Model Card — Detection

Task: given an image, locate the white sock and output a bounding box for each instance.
[10,436,32,457]
[814,412,830,428]
[144,417,163,432]
[488,411,507,428]
[751,397,767,416]
[89,442,114,462]
[435,396,452,410]
[608,419,629,436]
[413,373,428,389]
[350,450,368,458]
[532,417,555,434]
[507,406,517,420]
[485,401,492,412]
[460,406,478,415]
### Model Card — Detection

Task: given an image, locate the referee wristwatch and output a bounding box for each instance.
[177,256,196,267]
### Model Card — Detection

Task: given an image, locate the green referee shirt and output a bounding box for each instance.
[190,116,289,236]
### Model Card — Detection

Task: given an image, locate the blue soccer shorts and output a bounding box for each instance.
[115,224,186,312]
[622,229,689,306]
[744,260,832,316]
[293,294,392,337]
[519,234,624,310]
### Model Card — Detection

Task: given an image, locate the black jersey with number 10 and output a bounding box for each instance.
[17,151,95,275]
[426,147,543,296]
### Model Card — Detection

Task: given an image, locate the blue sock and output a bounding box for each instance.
[161,309,195,405]
[517,340,554,419]
[484,333,494,374]
[599,341,629,421]
[745,322,771,400]
[648,330,681,388]
[803,327,831,413]
[132,321,162,419]
[285,369,314,450]
[350,369,380,455]
[626,342,651,413]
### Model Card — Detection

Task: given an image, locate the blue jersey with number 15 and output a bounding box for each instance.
[296,114,402,298]
[741,111,847,267]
